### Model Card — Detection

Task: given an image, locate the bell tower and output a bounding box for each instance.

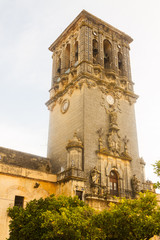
[46,10,148,207]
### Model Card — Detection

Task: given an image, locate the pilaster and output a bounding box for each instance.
[61,43,66,74]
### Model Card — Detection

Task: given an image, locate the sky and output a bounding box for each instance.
[0,0,160,185]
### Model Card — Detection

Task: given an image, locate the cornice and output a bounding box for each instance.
[49,10,133,52]
[96,149,132,161]
[46,72,138,108]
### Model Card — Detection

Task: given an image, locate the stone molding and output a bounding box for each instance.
[49,10,132,51]
[0,163,57,183]
[46,73,138,110]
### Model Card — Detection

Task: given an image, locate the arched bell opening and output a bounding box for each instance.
[75,41,78,63]
[93,39,98,64]
[118,52,123,72]
[103,39,112,70]
[56,57,61,75]
[65,44,70,70]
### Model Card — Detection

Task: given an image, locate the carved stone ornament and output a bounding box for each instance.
[66,132,83,150]
[140,157,146,166]
[0,152,6,161]
[110,108,118,126]
[131,175,140,193]
[61,99,70,114]
[90,167,100,185]
[107,131,121,156]
[106,104,121,156]
[101,94,121,116]
[97,128,104,150]
[123,135,129,153]
[46,72,138,111]
[120,135,132,160]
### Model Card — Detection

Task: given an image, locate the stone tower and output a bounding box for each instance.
[46,10,147,208]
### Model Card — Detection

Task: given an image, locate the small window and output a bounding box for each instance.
[14,196,24,208]
[76,190,83,200]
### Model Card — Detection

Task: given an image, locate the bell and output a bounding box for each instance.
[93,48,98,54]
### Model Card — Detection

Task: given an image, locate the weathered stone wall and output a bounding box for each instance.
[47,88,84,173]
[0,163,57,240]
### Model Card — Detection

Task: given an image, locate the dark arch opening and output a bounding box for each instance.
[57,57,61,74]
[104,39,112,69]
[118,52,123,71]
[93,39,98,64]
[65,44,70,69]
[75,41,78,63]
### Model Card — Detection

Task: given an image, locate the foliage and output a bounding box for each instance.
[153,160,160,189]
[8,192,160,240]
[7,195,103,240]
[94,191,160,240]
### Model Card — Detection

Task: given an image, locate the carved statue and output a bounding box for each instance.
[108,131,121,155]
[97,128,104,150]
[97,128,103,138]
[123,135,129,153]
[110,108,118,126]
[131,175,140,193]
[91,167,100,185]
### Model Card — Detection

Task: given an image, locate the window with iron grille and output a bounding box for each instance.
[14,196,24,208]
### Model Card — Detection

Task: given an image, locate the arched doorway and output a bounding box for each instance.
[109,170,119,196]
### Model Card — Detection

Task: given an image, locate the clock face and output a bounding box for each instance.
[106,95,114,105]
[93,31,97,36]
[61,99,70,113]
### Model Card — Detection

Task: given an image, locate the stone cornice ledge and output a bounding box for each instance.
[46,73,138,108]
[96,150,132,161]
[0,163,57,183]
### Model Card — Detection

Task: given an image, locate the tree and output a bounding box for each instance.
[94,191,160,240]
[8,192,160,240]
[153,160,160,189]
[7,195,103,240]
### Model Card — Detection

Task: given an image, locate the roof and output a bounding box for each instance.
[0,146,51,173]
[49,10,133,52]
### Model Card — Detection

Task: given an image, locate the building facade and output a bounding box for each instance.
[0,10,154,239]
[46,10,151,208]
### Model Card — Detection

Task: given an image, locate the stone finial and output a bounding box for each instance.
[140,157,146,165]
[66,132,83,150]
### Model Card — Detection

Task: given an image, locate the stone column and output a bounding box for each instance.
[88,26,92,63]
[79,25,86,62]
[98,31,104,66]
[51,52,56,87]
[70,35,75,67]
[61,43,66,74]
[126,45,132,82]
[112,37,118,72]
[122,41,128,77]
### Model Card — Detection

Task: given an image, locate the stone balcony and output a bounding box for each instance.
[57,167,86,182]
